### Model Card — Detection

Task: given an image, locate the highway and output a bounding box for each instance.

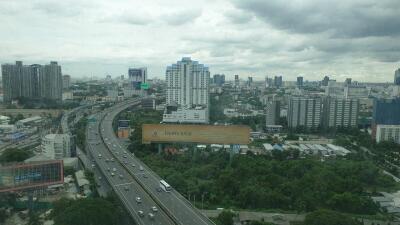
[87,107,175,225]
[63,99,215,224]
[97,99,215,225]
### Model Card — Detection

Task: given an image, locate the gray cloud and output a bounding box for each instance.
[232,0,400,38]
[163,9,202,25]
[224,9,253,24]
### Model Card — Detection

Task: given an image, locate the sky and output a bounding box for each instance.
[0,0,399,82]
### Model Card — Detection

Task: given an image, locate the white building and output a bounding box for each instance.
[287,96,322,129]
[163,107,209,124]
[325,80,344,97]
[62,91,73,101]
[164,57,210,123]
[344,85,369,99]
[376,124,400,144]
[42,134,71,159]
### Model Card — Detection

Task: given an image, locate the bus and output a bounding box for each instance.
[159,180,172,192]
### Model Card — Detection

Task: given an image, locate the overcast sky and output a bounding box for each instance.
[0,0,399,82]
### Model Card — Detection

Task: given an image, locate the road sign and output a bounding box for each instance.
[140,83,149,90]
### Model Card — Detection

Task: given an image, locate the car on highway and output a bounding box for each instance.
[111,172,115,176]
[138,210,144,217]
[131,163,135,167]
[148,213,155,220]
[151,206,158,212]
[139,166,144,171]
[135,197,142,203]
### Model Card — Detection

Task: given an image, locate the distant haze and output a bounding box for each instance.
[0,0,399,82]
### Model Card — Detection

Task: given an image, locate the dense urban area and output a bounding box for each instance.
[1,0,400,224]
[0,57,400,225]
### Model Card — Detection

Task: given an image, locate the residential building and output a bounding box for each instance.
[213,74,225,86]
[63,74,71,89]
[127,67,147,97]
[373,98,400,126]
[287,96,322,129]
[274,76,283,88]
[395,68,400,85]
[325,80,344,97]
[265,100,280,126]
[376,125,400,144]
[345,78,352,86]
[42,134,71,159]
[321,76,330,86]
[372,98,400,139]
[323,97,359,129]
[234,74,239,87]
[1,61,41,102]
[247,77,253,87]
[344,85,369,99]
[39,61,62,101]
[297,76,304,87]
[164,57,210,124]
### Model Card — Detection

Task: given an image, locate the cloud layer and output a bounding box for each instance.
[0,0,399,82]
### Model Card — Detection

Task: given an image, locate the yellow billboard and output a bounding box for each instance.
[142,124,251,144]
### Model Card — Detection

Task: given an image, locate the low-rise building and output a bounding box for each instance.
[42,134,71,159]
[376,124,400,144]
[163,107,209,124]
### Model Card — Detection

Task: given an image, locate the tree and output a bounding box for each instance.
[304,209,362,225]
[0,148,32,163]
[216,211,235,225]
[51,198,120,225]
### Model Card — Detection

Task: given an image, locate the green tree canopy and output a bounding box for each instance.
[51,198,120,225]
[0,148,32,163]
[304,209,362,225]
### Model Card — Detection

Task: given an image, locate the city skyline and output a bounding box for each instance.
[0,0,399,82]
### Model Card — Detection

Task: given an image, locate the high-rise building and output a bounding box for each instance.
[323,97,359,129]
[165,57,209,108]
[234,74,239,87]
[372,98,400,140]
[163,57,210,124]
[1,61,22,102]
[296,76,304,87]
[127,67,147,97]
[372,98,400,126]
[345,78,352,86]
[274,76,283,88]
[322,76,330,86]
[247,77,253,87]
[63,75,71,89]
[213,74,225,86]
[265,77,273,88]
[265,100,280,126]
[39,61,62,101]
[1,61,43,102]
[287,96,322,129]
[395,68,400,85]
